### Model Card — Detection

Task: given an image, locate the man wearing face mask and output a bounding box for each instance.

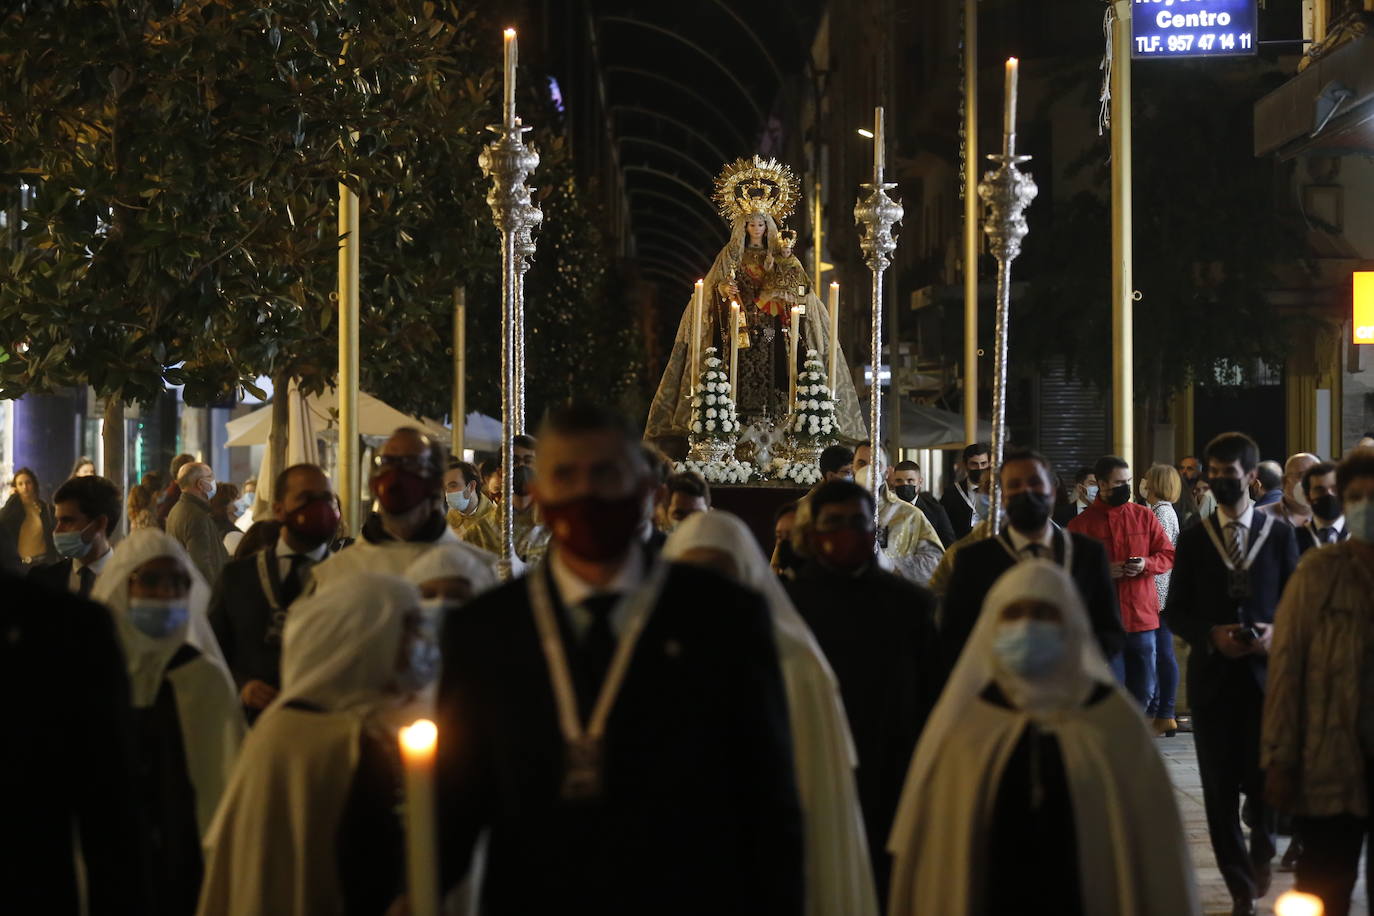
[891,460,956,548]
[29,475,121,598]
[1166,432,1298,916]
[208,464,340,722]
[1293,461,1348,553]
[435,403,804,915]
[312,428,495,591]
[166,461,229,586]
[443,459,500,554]
[941,443,991,540]
[1263,449,1374,916]
[941,449,1124,672]
[783,479,942,894]
[855,459,945,586]
[1260,452,1319,530]
[1067,455,1175,707]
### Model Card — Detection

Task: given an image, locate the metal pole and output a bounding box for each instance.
[977,73,1038,537]
[481,29,542,576]
[338,182,361,537]
[963,0,980,446]
[1111,0,1134,469]
[855,106,903,533]
[452,287,466,458]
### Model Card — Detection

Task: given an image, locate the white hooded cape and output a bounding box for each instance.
[886,560,1198,916]
[91,528,244,839]
[664,511,878,916]
[308,522,497,594]
[197,572,419,916]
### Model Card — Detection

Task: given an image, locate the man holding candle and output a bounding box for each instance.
[434,403,804,915]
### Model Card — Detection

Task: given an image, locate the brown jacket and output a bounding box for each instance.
[1262,542,1374,816]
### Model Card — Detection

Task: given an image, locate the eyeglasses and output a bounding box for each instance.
[128,570,192,591]
[372,453,437,477]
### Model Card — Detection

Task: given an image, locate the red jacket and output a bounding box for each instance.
[1067,500,1175,632]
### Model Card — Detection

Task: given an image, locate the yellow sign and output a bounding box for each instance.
[1357,272,1374,344]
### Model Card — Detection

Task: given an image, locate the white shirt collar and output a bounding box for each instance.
[276,530,330,563]
[549,542,645,611]
[1007,524,1054,554]
[1313,515,1346,532]
[70,545,113,591]
[1219,500,1256,529]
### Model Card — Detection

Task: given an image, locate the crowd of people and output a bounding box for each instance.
[5,409,1374,916]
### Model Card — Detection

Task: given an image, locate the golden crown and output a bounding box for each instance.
[776,228,798,246]
[713,156,800,225]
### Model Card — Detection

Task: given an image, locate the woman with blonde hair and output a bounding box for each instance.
[1142,463,1184,736]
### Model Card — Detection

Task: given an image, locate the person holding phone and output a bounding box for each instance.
[1067,455,1176,707]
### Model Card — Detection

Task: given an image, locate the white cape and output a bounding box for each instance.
[664,511,878,916]
[308,525,497,593]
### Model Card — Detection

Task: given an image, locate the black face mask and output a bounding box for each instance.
[1106,483,1131,507]
[1209,476,1245,507]
[1006,490,1053,532]
[1310,493,1341,522]
[894,484,918,504]
[512,465,535,498]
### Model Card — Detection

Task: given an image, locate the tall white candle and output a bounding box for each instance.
[874,107,885,183]
[399,720,440,916]
[729,301,740,395]
[1003,57,1019,142]
[691,279,704,394]
[503,29,517,127]
[789,305,801,408]
[828,282,840,394]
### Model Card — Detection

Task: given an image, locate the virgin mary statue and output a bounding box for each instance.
[646,156,866,443]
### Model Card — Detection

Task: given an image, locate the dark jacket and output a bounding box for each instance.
[0,493,56,564]
[939,481,979,540]
[1164,511,1299,708]
[785,563,943,901]
[1,574,148,914]
[435,561,804,916]
[207,545,299,711]
[914,492,957,549]
[165,491,227,586]
[940,527,1125,669]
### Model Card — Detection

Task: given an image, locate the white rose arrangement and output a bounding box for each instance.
[790,350,838,441]
[674,459,763,485]
[770,458,823,486]
[689,347,740,440]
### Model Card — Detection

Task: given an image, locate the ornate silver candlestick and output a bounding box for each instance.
[976,124,1036,536]
[480,29,542,574]
[854,106,903,531]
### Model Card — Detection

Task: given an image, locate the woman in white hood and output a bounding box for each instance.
[664,510,879,916]
[886,559,1198,916]
[197,571,432,916]
[91,528,244,915]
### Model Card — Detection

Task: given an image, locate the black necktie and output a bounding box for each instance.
[576,594,620,717]
[280,555,309,607]
[78,566,95,599]
[1318,527,1334,544]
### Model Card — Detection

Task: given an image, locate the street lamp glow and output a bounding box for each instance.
[856,128,874,139]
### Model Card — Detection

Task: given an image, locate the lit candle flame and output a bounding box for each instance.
[1275,891,1324,916]
[399,719,437,756]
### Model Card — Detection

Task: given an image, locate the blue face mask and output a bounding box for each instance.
[446,490,473,513]
[127,598,190,639]
[54,529,93,559]
[1084,485,1099,503]
[992,619,1066,679]
[1347,500,1374,544]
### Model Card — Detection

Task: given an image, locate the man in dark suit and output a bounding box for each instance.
[1166,432,1299,916]
[784,479,942,905]
[2,574,147,914]
[1052,466,1097,527]
[207,463,337,722]
[941,449,1124,670]
[435,404,803,916]
[1294,461,1348,554]
[940,442,990,539]
[890,460,957,548]
[28,475,122,598]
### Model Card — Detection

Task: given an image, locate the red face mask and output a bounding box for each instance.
[284,497,339,545]
[814,529,876,573]
[372,469,432,515]
[541,493,645,563]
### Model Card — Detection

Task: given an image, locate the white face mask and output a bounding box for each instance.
[446,490,473,513]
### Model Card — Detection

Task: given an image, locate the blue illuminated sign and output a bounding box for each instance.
[1131,0,1257,59]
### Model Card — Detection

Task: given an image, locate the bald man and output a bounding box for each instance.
[1261,452,1320,529]
[165,461,228,584]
